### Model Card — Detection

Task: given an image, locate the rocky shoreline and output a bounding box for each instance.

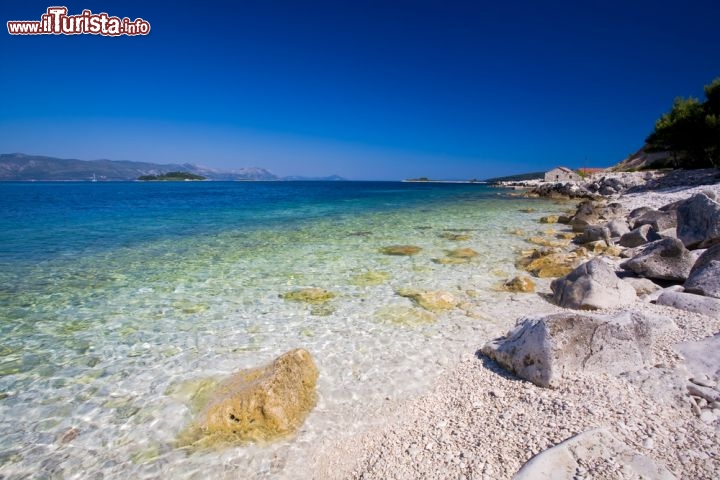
[310,169,720,479]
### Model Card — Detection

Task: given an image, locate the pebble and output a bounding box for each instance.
[699,410,717,424]
[643,437,654,449]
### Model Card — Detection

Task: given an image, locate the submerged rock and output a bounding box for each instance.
[280,288,336,304]
[374,305,435,326]
[379,245,422,256]
[539,215,559,224]
[396,289,457,311]
[439,232,471,241]
[446,247,479,258]
[178,349,319,447]
[524,251,583,278]
[482,311,675,388]
[350,271,390,287]
[503,276,536,293]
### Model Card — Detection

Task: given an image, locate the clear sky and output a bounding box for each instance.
[1,0,718,180]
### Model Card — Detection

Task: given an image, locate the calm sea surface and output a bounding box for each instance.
[0,181,558,479]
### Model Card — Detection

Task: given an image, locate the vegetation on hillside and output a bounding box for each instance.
[138,171,206,181]
[645,77,720,168]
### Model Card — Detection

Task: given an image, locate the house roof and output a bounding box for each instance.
[547,166,578,174]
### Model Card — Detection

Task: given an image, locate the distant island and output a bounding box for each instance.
[0,153,277,181]
[138,172,206,181]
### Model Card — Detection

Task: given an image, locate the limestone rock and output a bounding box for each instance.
[539,215,559,224]
[482,311,675,388]
[656,290,720,319]
[622,276,662,298]
[379,245,422,256]
[281,288,336,304]
[550,257,636,310]
[684,243,720,299]
[504,276,536,293]
[396,289,457,311]
[619,224,660,248]
[631,209,677,232]
[570,201,625,232]
[620,238,695,281]
[513,428,677,480]
[677,193,720,249]
[179,349,319,447]
[606,218,630,237]
[573,225,612,246]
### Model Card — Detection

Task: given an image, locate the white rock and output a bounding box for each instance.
[513,428,676,480]
[481,311,676,388]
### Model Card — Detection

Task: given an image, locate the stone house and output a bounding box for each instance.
[544,167,582,183]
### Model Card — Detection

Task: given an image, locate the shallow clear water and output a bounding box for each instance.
[0,181,559,479]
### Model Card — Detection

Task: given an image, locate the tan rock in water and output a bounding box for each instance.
[379,245,422,256]
[446,247,479,258]
[178,348,319,447]
[281,288,336,304]
[503,276,536,293]
[396,289,457,311]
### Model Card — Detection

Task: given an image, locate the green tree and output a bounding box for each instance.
[646,77,720,168]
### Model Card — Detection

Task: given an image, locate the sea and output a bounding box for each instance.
[0,181,559,479]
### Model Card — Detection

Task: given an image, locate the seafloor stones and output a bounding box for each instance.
[350,271,390,286]
[620,238,695,281]
[631,209,677,232]
[677,193,720,249]
[482,311,675,388]
[280,288,336,304]
[684,244,720,299]
[379,245,422,256]
[446,247,479,258]
[656,290,720,319]
[396,289,456,311]
[527,236,568,248]
[619,224,660,248]
[513,428,677,480]
[551,257,636,310]
[374,305,435,326]
[179,349,319,447]
[504,276,536,293]
[539,215,559,224]
[439,232,471,241]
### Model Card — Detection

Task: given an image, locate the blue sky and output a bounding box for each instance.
[1,1,718,180]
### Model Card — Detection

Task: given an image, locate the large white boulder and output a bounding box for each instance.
[481,311,675,388]
[550,257,636,310]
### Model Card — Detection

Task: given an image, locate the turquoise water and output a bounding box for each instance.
[0,181,558,479]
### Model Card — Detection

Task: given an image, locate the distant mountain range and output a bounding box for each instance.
[0,153,344,181]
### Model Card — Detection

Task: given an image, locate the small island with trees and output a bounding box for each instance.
[137,171,207,181]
